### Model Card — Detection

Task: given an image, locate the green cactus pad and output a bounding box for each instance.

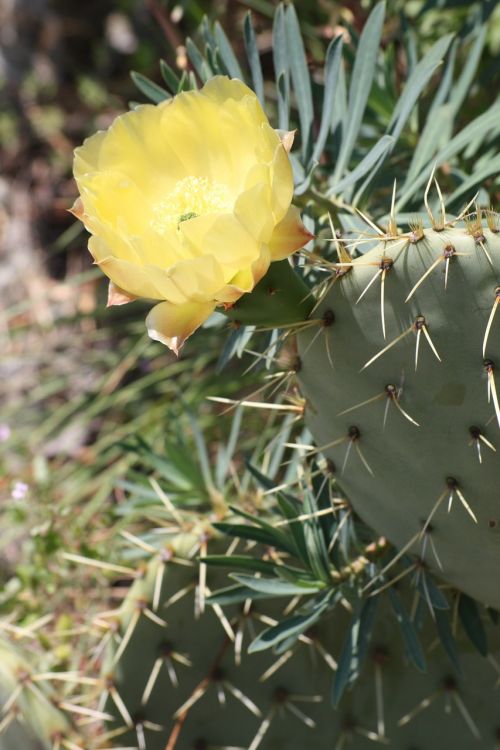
[297,216,500,608]
[101,535,500,749]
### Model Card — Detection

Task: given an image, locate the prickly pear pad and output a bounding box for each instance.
[298,219,500,607]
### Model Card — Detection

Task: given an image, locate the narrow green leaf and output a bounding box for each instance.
[331,57,347,139]
[205,42,222,75]
[418,573,449,610]
[389,34,454,141]
[434,608,462,674]
[231,574,324,596]
[273,5,290,130]
[458,594,488,657]
[276,495,310,565]
[159,60,180,93]
[403,104,454,194]
[245,462,278,492]
[303,491,331,583]
[402,13,418,77]
[332,618,355,706]
[285,4,314,161]
[244,12,265,105]
[212,522,296,556]
[199,15,216,48]
[207,583,275,606]
[356,596,379,666]
[130,71,170,104]
[332,1,386,181]
[186,37,212,82]
[396,100,500,210]
[249,591,332,652]
[215,406,243,488]
[188,412,216,496]
[127,438,194,491]
[311,34,343,165]
[388,588,426,672]
[329,134,394,194]
[449,23,487,114]
[214,21,245,80]
[203,555,277,575]
[429,39,457,116]
[177,71,189,92]
[446,154,500,206]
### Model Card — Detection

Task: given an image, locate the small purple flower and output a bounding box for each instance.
[11,482,29,500]
[0,424,11,442]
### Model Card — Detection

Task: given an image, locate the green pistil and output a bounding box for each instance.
[178,212,198,226]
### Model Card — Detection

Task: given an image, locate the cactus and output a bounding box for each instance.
[98,527,500,750]
[0,635,84,750]
[297,210,500,608]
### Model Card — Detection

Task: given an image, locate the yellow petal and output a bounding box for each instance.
[179,213,261,276]
[215,247,270,304]
[234,182,274,243]
[201,76,265,110]
[268,205,313,260]
[165,253,226,300]
[270,143,294,222]
[73,130,107,181]
[146,299,216,355]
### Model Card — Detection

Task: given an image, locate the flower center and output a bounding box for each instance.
[151,176,232,233]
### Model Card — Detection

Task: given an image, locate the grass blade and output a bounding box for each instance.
[389,34,453,141]
[244,11,265,105]
[273,4,290,130]
[285,4,314,161]
[332,1,386,182]
[130,71,169,103]
[214,20,245,80]
[311,34,344,166]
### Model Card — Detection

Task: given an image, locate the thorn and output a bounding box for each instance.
[434,178,446,230]
[455,193,479,223]
[408,217,424,243]
[361,325,413,371]
[398,690,440,726]
[469,426,496,464]
[362,530,421,593]
[380,263,391,339]
[485,360,500,427]
[388,179,398,235]
[387,385,420,426]
[482,288,500,358]
[62,553,136,577]
[405,255,444,302]
[355,208,385,236]
[424,163,437,226]
[421,321,441,363]
[337,392,385,417]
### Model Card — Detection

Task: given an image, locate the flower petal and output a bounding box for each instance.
[268,205,313,260]
[73,130,107,180]
[277,130,296,153]
[179,213,261,276]
[270,144,294,222]
[234,182,274,243]
[146,299,216,355]
[107,282,137,307]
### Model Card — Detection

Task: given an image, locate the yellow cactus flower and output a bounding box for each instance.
[72,76,312,353]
